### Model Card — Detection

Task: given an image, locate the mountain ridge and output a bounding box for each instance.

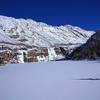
[0,15,94,48]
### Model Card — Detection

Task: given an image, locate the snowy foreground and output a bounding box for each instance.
[0,61,100,100]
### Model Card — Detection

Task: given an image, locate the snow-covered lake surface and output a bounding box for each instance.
[0,61,100,100]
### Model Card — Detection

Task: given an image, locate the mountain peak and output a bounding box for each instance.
[0,15,94,48]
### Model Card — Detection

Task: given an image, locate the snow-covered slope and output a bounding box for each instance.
[0,61,100,100]
[0,15,94,47]
[0,31,15,44]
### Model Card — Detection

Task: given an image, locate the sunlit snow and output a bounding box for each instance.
[0,15,94,47]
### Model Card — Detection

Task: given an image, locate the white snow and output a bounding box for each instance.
[0,31,18,44]
[48,47,57,60]
[16,50,28,63]
[0,15,94,47]
[0,61,100,100]
[37,56,48,62]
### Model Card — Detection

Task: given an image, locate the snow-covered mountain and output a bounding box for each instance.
[0,15,94,48]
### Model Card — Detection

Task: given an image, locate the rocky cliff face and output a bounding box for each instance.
[66,30,100,60]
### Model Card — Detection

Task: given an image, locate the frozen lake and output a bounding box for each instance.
[0,61,100,100]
